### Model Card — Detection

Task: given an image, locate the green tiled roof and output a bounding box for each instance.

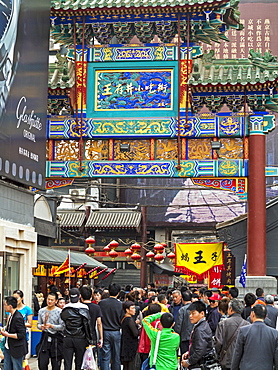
[51,0,234,10]
[48,54,75,89]
[189,50,278,87]
[86,208,142,229]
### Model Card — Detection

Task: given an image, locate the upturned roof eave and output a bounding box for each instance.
[50,0,230,12]
[189,78,278,90]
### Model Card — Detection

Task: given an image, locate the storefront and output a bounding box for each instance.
[34,246,109,297]
[151,261,183,288]
[0,218,37,324]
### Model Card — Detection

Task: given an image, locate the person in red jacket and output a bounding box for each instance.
[138,303,162,365]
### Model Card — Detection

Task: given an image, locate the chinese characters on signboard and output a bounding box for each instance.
[204,3,278,59]
[205,18,270,59]
[221,249,236,286]
[209,265,223,289]
[96,69,173,111]
[175,242,223,277]
[33,264,97,278]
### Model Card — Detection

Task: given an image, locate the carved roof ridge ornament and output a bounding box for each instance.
[249,49,278,71]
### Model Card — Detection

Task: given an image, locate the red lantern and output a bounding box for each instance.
[167,252,175,261]
[131,243,141,252]
[161,242,167,248]
[130,252,141,262]
[85,246,95,257]
[124,248,133,258]
[109,240,119,250]
[103,245,111,255]
[85,236,96,245]
[108,249,118,261]
[154,243,164,254]
[146,251,155,260]
[154,253,164,263]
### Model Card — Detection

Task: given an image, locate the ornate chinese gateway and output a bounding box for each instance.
[47,0,278,278]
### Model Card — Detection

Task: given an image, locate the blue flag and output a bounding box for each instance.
[239,254,247,288]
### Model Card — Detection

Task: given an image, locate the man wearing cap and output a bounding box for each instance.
[207,293,222,336]
[61,288,93,370]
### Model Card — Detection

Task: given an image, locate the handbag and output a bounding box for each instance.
[219,320,244,363]
[141,330,161,370]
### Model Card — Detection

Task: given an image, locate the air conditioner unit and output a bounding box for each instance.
[69,188,86,198]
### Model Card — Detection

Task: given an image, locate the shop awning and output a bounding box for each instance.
[85,208,141,230]
[37,246,107,269]
[58,211,86,228]
[152,261,182,276]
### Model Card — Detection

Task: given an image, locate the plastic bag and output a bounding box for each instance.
[0,337,5,352]
[81,346,97,370]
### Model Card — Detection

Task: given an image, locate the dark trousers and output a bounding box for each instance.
[180,340,190,355]
[38,342,61,370]
[122,360,134,370]
[63,337,87,370]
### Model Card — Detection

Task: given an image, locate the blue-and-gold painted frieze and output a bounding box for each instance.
[87,45,202,62]
[86,61,178,118]
[95,69,173,111]
[48,114,247,139]
[46,159,248,178]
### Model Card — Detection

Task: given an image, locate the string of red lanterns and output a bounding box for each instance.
[86,237,175,265]
[85,236,96,256]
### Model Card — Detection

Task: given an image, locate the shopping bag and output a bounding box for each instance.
[81,346,97,370]
[22,359,30,370]
[0,337,5,352]
[141,358,156,370]
[134,352,141,370]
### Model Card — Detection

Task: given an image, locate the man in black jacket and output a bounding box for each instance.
[207,293,222,336]
[61,288,93,370]
[1,296,28,370]
[99,283,123,370]
[181,301,213,369]
[175,290,193,354]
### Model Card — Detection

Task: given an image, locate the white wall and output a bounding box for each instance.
[0,219,37,308]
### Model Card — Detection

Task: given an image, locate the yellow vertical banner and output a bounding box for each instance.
[175,243,223,277]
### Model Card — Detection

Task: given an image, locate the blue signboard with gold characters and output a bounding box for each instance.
[87,61,178,118]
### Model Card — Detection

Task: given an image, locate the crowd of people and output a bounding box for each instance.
[1,284,278,370]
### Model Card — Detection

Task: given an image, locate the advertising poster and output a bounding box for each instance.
[0,0,50,189]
